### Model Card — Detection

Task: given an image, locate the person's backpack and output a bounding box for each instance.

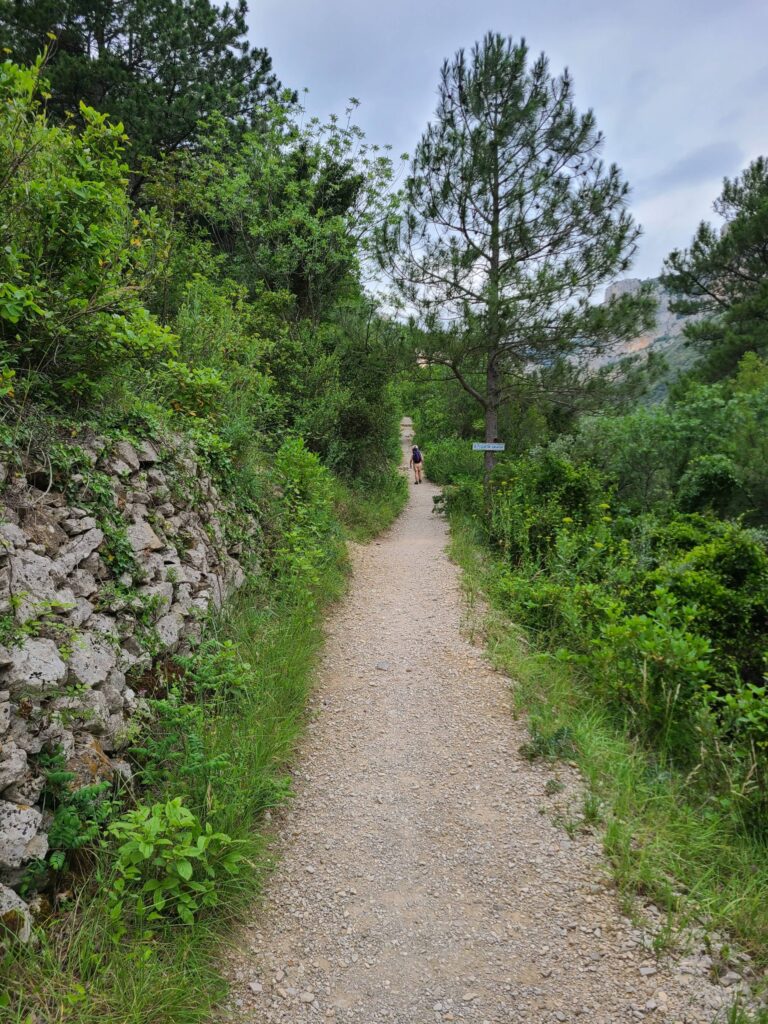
[412,446,422,464]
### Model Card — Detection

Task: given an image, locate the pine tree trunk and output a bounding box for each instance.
[484,394,499,485]
[485,136,501,490]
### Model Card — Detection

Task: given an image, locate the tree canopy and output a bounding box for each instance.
[0,0,285,162]
[662,156,768,380]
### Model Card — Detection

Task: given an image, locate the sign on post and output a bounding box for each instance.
[472,442,506,452]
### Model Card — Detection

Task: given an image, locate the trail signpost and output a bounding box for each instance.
[472,442,506,452]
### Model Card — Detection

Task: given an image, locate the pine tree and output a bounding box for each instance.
[0,0,285,163]
[662,157,768,381]
[378,33,653,478]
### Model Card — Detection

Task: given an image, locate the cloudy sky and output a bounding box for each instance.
[248,0,766,282]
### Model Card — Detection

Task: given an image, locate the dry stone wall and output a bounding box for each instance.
[0,431,254,924]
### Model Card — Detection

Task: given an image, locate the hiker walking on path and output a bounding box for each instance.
[409,443,424,484]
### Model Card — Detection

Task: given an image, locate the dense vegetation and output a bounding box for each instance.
[0,13,405,1020]
[409,154,768,967]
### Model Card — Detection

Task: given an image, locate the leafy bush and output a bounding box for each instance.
[273,437,342,588]
[490,450,604,563]
[478,441,768,825]
[676,453,744,516]
[18,751,117,893]
[106,798,242,933]
[645,521,768,686]
[0,57,174,404]
[595,588,714,753]
[423,438,481,485]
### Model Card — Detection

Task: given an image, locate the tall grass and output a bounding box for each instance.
[0,476,403,1024]
[448,513,768,975]
[332,466,408,542]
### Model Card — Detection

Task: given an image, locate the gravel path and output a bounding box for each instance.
[220,420,728,1024]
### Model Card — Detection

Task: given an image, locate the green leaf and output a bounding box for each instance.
[176,859,193,881]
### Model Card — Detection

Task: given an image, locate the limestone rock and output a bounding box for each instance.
[67,634,117,688]
[0,802,47,868]
[3,771,44,805]
[113,441,140,471]
[209,576,225,610]
[184,544,207,571]
[173,584,193,614]
[0,740,27,791]
[68,597,94,627]
[7,549,58,622]
[56,527,104,576]
[126,521,164,554]
[80,551,109,580]
[0,523,27,550]
[136,581,173,613]
[18,507,68,554]
[66,737,114,788]
[175,563,202,586]
[155,612,184,650]
[0,691,10,734]
[0,882,33,943]
[70,569,98,598]
[53,687,112,736]
[140,553,166,583]
[146,467,166,487]
[118,639,151,675]
[103,712,128,750]
[99,669,127,712]
[127,502,149,523]
[60,516,98,536]
[87,613,118,637]
[7,717,45,755]
[226,561,246,593]
[111,758,133,786]
[1,638,67,695]
[137,440,160,464]
[105,457,132,477]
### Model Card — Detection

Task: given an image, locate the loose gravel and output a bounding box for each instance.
[220,420,731,1024]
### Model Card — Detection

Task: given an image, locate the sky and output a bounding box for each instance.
[248,0,767,283]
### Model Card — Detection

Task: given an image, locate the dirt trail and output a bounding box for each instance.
[221,419,726,1024]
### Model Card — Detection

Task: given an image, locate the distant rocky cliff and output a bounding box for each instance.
[0,430,254,930]
[595,278,700,384]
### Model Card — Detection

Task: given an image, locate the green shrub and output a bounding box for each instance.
[490,449,604,563]
[439,476,484,518]
[273,437,342,589]
[677,453,744,516]
[0,57,174,404]
[106,798,242,933]
[646,522,768,686]
[595,588,714,754]
[423,438,481,484]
